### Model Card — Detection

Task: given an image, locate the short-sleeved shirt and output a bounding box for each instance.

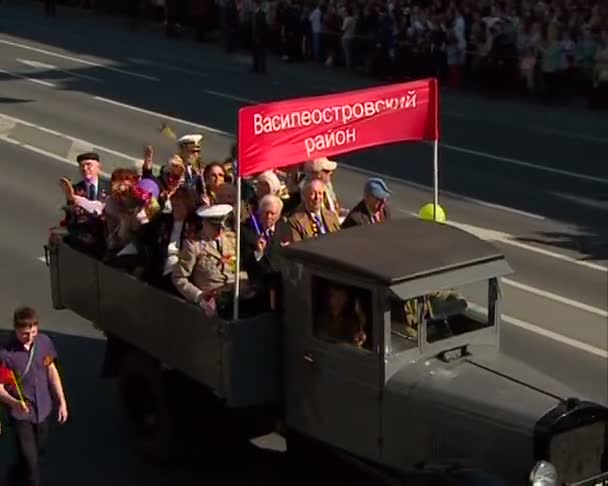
[0,333,58,424]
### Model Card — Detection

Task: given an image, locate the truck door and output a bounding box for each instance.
[284,273,382,461]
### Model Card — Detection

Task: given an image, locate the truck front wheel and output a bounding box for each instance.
[117,350,177,464]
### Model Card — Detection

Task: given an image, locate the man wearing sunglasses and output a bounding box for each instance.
[341,177,392,229]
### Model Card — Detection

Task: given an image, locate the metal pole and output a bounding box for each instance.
[433,139,439,221]
[233,176,242,321]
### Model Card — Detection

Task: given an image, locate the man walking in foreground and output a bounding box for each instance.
[0,306,69,486]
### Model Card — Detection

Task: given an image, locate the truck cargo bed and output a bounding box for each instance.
[47,239,282,408]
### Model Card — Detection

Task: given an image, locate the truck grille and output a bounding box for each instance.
[550,421,607,485]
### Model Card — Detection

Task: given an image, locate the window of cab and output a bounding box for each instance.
[311,276,374,351]
[389,279,492,351]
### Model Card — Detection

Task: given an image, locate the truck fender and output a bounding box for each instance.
[414,460,509,486]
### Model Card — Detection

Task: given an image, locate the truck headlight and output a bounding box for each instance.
[530,461,558,486]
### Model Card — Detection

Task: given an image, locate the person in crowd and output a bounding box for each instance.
[316,284,367,347]
[304,157,344,217]
[104,171,160,267]
[172,204,249,317]
[241,194,289,308]
[202,162,227,205]
[215,182,237,205]
[44,0,56,17]
[251,0,269,73]
[145,155,188,211]
[139,186,195,292]
[73,152,110,201]
[286,179,341,241]
[342,177,391,228]
[214,183,240,227]
[256,170,283,200]
[176,134,205,174]
[0,306,68,486]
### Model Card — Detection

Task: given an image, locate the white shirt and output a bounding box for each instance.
[310,8,322,34]
[342,15,356,39]
[163,220,185,275]
[85,178,99,200]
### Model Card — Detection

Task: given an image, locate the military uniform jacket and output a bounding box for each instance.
[286,206,341,242]
[172,231,247,303]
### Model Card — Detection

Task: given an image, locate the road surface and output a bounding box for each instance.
[0,2,606,484]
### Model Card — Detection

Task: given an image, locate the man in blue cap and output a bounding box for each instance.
[342,177,391,229]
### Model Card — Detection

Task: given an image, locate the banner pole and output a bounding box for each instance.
[233,175,242,321]
[432,77,439,222]
[433,139,438,221]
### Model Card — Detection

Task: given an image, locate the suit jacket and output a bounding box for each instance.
[172,231,248,304]
[139,213,187,283]
[240,218,289,283]
[286,206,341,242]
[73,178,110,201]
[341,200,391,229]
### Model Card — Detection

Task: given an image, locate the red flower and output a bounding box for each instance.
[0,364,14,385]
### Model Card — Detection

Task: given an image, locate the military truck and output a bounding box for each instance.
[45,217,608,485]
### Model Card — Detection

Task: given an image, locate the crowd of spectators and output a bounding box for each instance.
[44,0,608,107]
[227,0,608,105]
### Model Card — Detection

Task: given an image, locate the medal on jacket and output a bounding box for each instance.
[310,213,326,236]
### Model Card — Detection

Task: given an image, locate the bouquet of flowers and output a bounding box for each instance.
[113,181,161,223]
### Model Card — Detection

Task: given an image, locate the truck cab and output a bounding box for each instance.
[47,216,608,485]
[279,218,608,485]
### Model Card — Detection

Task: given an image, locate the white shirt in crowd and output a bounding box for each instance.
[310,7,322,34]
[342,15,356,39]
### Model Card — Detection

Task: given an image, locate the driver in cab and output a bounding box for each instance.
[316,284,367,348]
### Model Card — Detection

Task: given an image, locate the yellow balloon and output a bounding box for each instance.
[418,203,446,223]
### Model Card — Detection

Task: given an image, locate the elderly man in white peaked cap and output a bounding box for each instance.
[175,133,206,199]
[172,204,249,317]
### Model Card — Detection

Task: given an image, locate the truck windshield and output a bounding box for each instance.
[390,280,491,351]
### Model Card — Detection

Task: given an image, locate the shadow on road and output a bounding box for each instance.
[514,231,608,262]
[0,329,286,486]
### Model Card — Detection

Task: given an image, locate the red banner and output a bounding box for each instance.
[237,78,438,177]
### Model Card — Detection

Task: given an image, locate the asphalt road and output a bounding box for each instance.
[0,1,606,484]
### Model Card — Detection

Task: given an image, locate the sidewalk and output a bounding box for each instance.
[1,0,607,136]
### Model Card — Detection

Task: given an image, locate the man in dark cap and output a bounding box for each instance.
[73,152,110,201]
[341,177,391,228]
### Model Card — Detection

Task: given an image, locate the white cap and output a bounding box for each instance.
[177,134,203,145]
[257,170,281,194]
[196,204,233,220]
[305,157,337,173]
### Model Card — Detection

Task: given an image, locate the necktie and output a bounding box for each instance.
[313,214,326,235]
[88,183,96,200]
[265,228,273,240]
[215,239,223,256]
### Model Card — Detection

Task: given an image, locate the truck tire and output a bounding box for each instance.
[117,350,178,464]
